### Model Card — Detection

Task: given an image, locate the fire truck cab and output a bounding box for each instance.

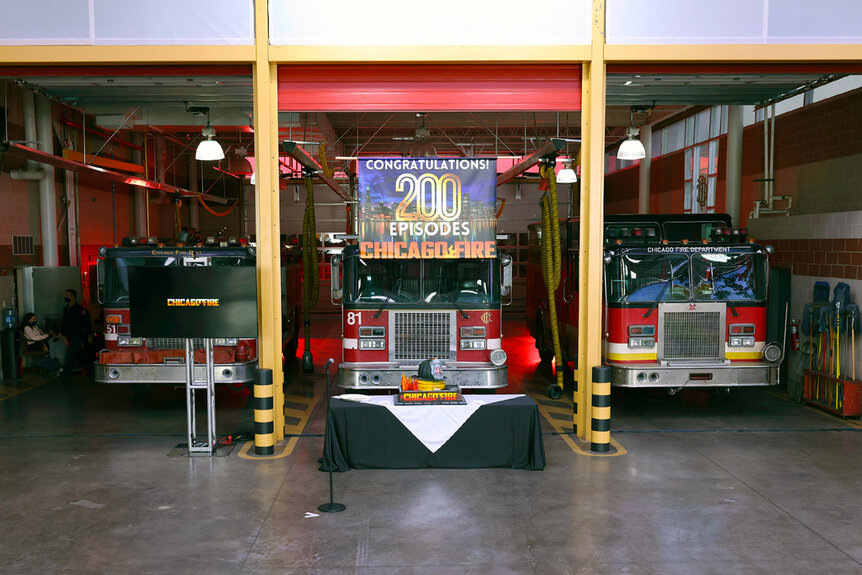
[93,240,301,387]
[332,243,512,390]
[528,214,783,389]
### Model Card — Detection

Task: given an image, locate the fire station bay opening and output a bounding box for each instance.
[4,66,862,398]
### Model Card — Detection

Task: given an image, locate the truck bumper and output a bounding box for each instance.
[338,361,507,390]
[610,362,779,388]
[93,360,257,385]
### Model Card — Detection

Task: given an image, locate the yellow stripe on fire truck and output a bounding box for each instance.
[602,341,657,362]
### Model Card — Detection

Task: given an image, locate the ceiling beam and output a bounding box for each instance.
[496,138,566,187]
[281,141,351,201]
[0,141,228,204]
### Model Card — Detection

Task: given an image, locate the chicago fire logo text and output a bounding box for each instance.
[167,298,220,307]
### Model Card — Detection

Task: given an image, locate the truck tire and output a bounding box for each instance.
[284,307,300,361]
[535,314,555,363]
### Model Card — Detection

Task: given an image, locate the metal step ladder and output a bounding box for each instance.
[185,338,216,455]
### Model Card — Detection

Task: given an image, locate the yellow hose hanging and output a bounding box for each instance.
[301,175,320,373]
[318,141,334,179]
[540,163,564,395]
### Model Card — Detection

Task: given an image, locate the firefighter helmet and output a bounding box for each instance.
[418,358,445,381]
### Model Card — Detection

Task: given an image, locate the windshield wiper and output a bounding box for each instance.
[452,298,469,319]
[373,278,401,318]
[644,257,677,318]
[709,268,739,317]
[642,278,672,318]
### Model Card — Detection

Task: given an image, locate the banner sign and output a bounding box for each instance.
[357,158,497,259]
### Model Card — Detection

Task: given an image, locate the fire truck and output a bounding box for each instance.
[330,243,513,390]
[527,213,783,390]
[93,238,302,387]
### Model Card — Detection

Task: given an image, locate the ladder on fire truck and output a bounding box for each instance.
[184,338,217,455]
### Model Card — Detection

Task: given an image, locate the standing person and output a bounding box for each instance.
[57,289,90,379]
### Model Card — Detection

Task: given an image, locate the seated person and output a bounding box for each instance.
[21,312,51,353]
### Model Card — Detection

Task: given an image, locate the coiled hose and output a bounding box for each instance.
[540,164,564,397]
[301,176,319,373]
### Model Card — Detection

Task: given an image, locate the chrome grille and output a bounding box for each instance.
[392,311,453,361]
[148,338,204,350]
[662,311,722,360]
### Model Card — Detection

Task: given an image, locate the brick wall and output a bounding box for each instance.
[766,238,862,281]
[0,171,67,268]
[609,88,862,224]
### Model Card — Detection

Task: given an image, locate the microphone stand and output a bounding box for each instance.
[318,358,346,513]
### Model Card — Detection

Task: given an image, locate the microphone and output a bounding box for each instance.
[319,356,346,513]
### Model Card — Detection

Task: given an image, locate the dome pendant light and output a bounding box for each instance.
[194,108,224,161]
[617,107,646,161]
[557,158,577,184]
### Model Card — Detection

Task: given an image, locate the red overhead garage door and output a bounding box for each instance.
[278,65,581,112]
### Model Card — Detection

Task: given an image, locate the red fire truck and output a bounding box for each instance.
[527,213,782,390]
[93,238,302,387]
[330,243,512,389]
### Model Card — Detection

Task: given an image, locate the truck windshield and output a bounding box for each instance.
[691,253,765,301]
[606,251,765,303]
[608,254,690,302]
[423,259,498,303]
[349,259,421,303]
[103,255,253,304]
[345,256,499,304]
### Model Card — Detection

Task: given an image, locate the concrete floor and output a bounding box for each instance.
[2,317,862,574]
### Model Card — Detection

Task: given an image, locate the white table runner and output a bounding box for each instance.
[334,394,524,453]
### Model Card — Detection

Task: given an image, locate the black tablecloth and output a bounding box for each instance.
[321,395,545,471]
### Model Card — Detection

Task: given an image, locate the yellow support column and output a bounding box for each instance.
[576,0,607,442]
[253,0,284,445]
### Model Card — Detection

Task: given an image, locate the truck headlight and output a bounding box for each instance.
[214,338,238,346]
[359,339,385,350]
[117,336,143,347]
[460,339,486,350]
[728,336,755,347]
[627,337,655,349]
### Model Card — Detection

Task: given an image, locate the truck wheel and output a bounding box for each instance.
[547,384,562,399]
[283,307,300,361]
[285,336,299,361]
[535,314,555,363]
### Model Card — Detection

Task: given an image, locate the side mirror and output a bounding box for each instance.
[501,253,513,296]
[330,254,343,303]
[96,260,105,304]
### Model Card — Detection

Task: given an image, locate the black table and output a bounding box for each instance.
[322,395,545,471]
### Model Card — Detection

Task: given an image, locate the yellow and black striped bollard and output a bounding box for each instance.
[254,368,275,456]
[591,365,611,453]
